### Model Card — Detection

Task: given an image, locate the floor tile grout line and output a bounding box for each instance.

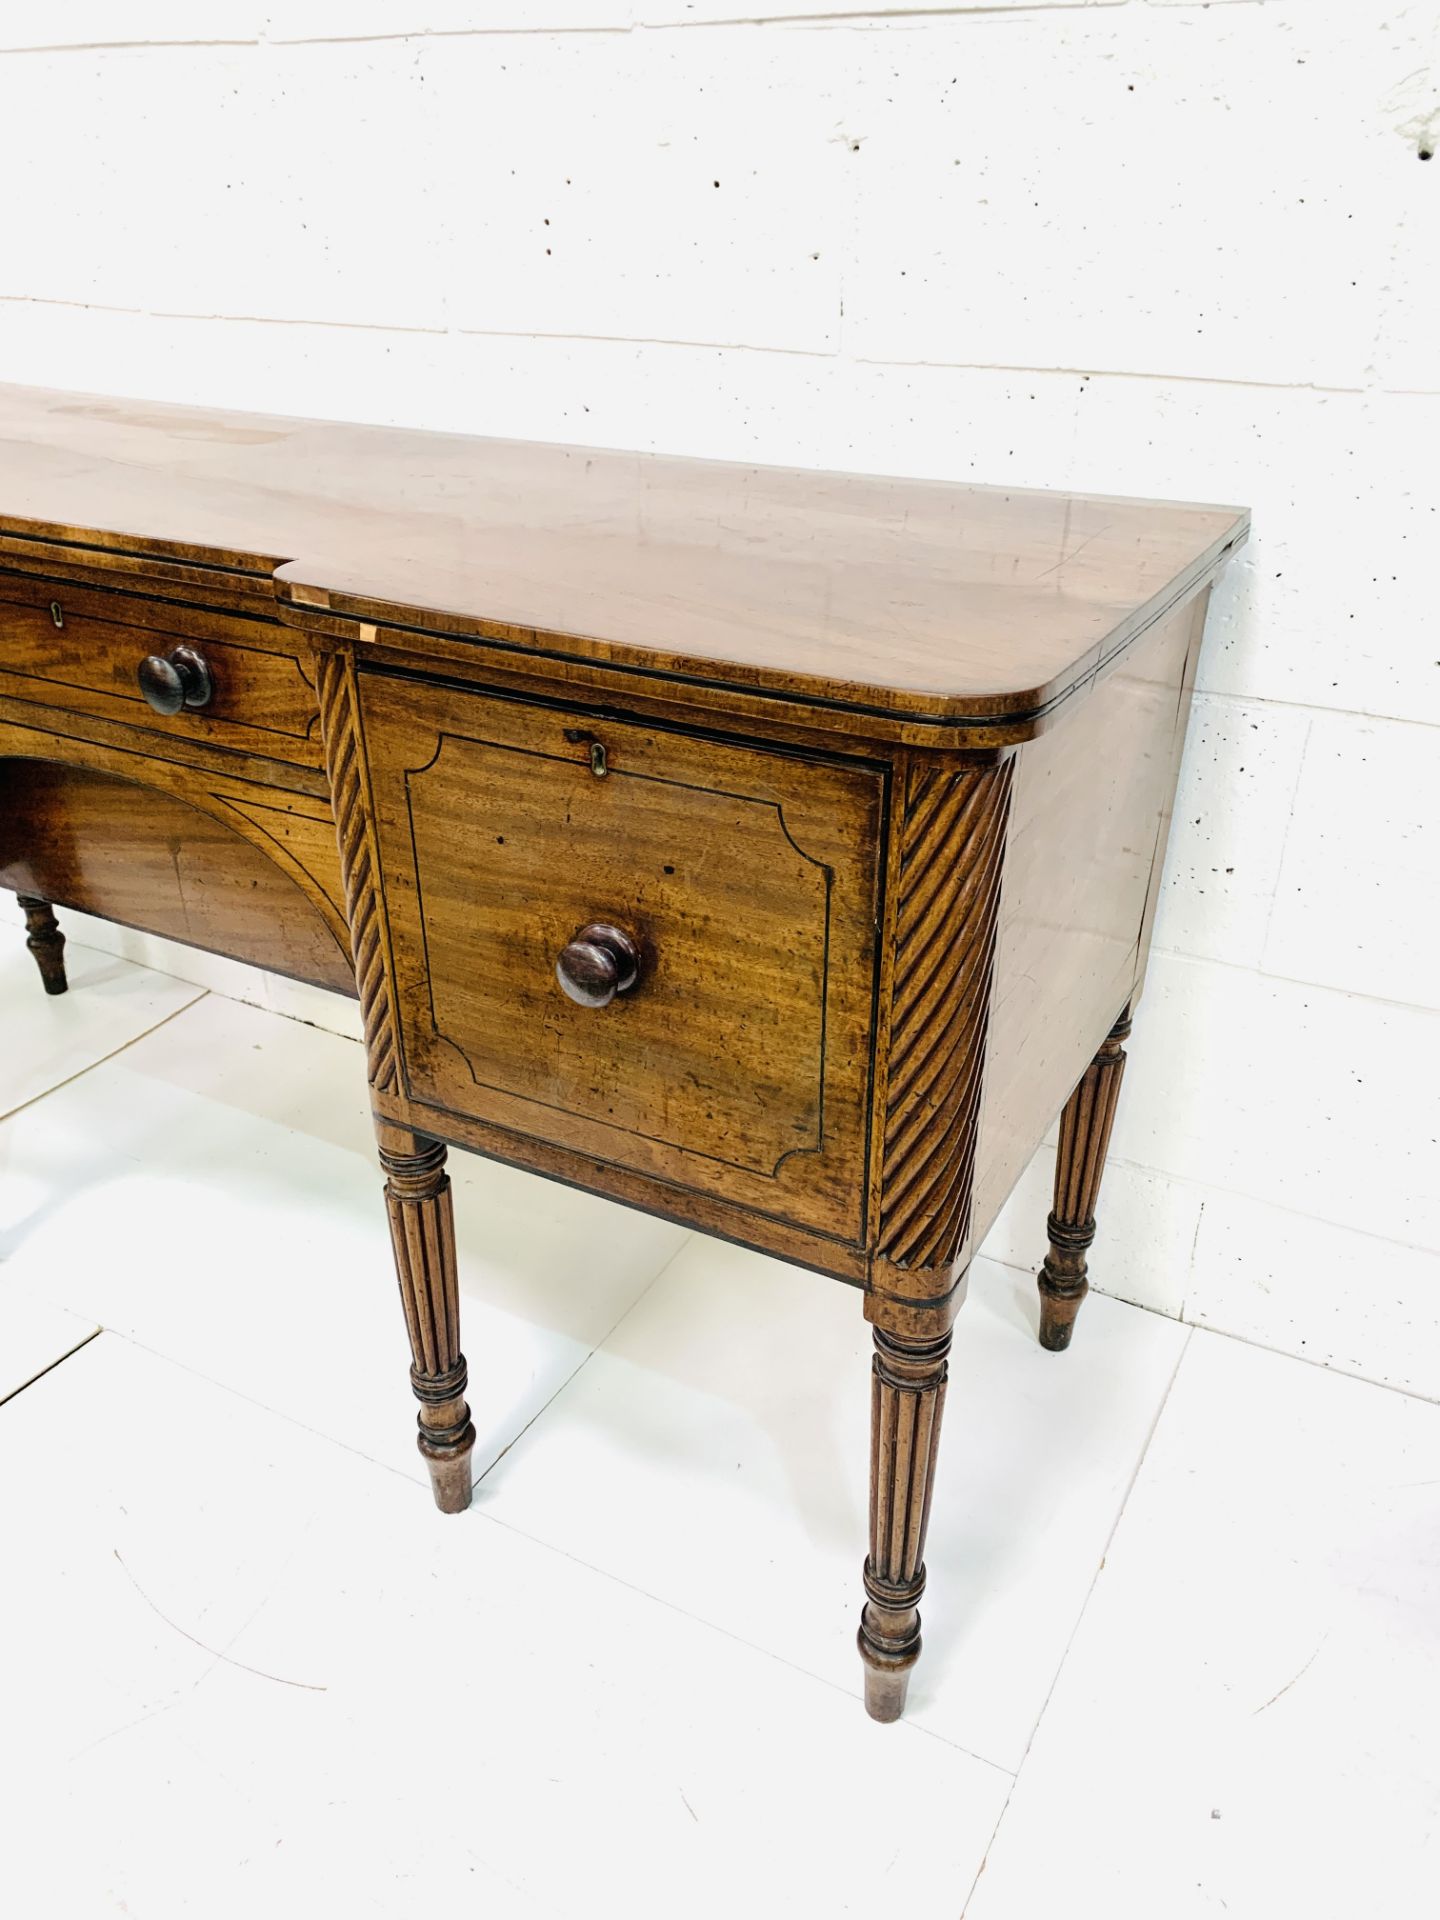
[474,1228,701,1488]
[981,1138,1438,1272]
[81,1326,437,1496]
[56,1323,1008,1770]
[0,1323,102,1409]
[982,1247,1440,1413]
[0,985,211,1125]
[49,1330,1009,1774]
[1173,1316,1440,1410]
[958,1322,1196,1917]
[469,1492,1016,1775]
[460,1235,1031,1766]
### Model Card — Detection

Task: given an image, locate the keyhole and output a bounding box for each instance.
[49,601,64,630]
[590,741,608,778]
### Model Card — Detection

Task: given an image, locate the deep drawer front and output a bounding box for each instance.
[361,673,885,1243]
[0,574,321,766]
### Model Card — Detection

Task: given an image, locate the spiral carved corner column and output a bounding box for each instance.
[315,646,475,1514]
[1038,1005,1133,1352]
[861,755,1013,1720]
[18,894,67,995]
[313,648,400,1098]
[379,1131,476,1513]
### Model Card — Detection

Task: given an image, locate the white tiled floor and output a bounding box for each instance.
[3,941,1437,1917]
[0,936,203,1119]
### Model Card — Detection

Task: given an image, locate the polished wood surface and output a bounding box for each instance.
[0,758,352,993]
[356,671,883,1243]
[17,893,67,996]
[970,590,1207,1251]
[1039,1008,1134,1352]
[377,1124,475,1515]
[0,382,1247,1721]
[0,382,1246,731]
[860,1325,952,1723]
[555,922,643,1010]
[869,755,1013,1335]
[0,572,321,767]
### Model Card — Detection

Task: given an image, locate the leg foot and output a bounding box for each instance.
[862,1660,911,1725]
[420,1440,475,1513]
[379,1133,476,1513]
[1038,1005,1132,1350]
[18,895,67,995]
[1037,1263,1085,1352]
[859,1324,951,1722]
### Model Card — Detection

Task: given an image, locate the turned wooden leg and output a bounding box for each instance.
[377,1128,476,1513]
[17,894,67,996]
[859,1324,951,1723]
[1038,1005,1133,1352]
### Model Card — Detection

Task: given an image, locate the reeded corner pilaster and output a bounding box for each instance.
[1038,1004,1133,1351]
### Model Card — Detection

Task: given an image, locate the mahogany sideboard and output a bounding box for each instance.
[0,383,1247,1720]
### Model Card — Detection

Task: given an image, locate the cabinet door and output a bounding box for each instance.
[360,671,886,1244]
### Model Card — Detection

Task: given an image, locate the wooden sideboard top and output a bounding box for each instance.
[0,381,1247,730]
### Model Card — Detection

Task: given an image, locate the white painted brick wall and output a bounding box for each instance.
[2,3,1435,1396]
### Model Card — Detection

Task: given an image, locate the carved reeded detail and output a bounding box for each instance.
[1039,1006,1133,1351]
[314,648,400,1093]
[859,1326,951,1722]
[379,1137,476,1513]
[877,759,1014,1278]
[17,894,67,995]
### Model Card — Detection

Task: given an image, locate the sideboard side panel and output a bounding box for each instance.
[969,589,1209,1250]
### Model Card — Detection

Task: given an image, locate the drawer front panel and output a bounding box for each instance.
[0,575,321,766]
[361,673,885,1242]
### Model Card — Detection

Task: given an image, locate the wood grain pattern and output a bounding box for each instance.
[314,647,400,1093]
[874,756,1014,1299]
[969,592,1206,1250]
[0,572,321,766]
[0,382,1249,1724]
[1038,1007,1133,1351]
[377,1128,475,1514]
[358,668,884,1239]
[0,383,1247,738]
[859,1326,951,1722]
[16,893,66,995]
[0,758,353,993]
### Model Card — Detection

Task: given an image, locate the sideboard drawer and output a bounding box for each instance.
[0,575,321,767]
[359,672,886,1243]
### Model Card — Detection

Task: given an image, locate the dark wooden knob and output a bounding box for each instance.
[137,644,214,716]
[555,922,641,1009]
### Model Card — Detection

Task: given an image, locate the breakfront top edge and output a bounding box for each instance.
[0,380,1249,733]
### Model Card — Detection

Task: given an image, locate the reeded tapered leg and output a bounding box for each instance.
[859,1324,951,1722]
[377,1129,476,1513]
[17,895,67,995]
[1038,1005,1133,1351]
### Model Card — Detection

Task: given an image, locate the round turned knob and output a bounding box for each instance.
[555,922,641,1009]
[137,645,214,717]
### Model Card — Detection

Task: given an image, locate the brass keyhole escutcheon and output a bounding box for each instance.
[49,601,64,629]
[590,741,608,778]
